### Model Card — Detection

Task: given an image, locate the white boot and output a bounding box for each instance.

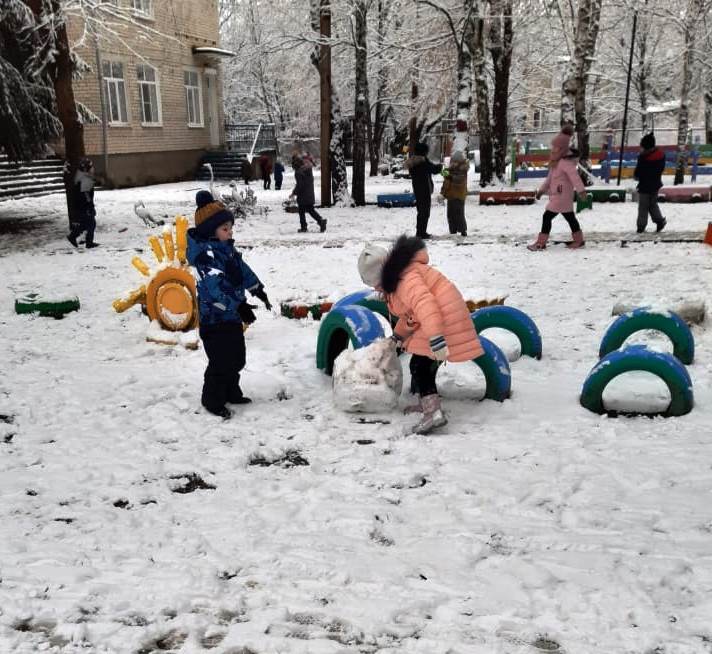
[413,394,448,434]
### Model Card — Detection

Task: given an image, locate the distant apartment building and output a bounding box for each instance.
[65,0,232,187]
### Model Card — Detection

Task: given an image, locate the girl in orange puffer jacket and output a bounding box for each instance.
[358,235,484,434]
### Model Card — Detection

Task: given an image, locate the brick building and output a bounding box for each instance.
[66,0,232,187]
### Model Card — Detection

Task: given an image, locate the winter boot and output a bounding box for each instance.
[204,405,232,420]
[527,233,549,251]
[566,230,585,249]
[656,218,667,233]
[403,397,423,414]
[319,218,327,233]
[228,386,252,404]
[413,394,448,434]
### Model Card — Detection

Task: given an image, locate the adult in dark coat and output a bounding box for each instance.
[290,155,326,233]
[273,159,285,190]
[241,158,253,185]
[633,133,666,233]
[260,154,273,190]
[405,142,442,239]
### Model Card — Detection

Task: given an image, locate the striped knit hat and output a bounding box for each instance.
[194,190,234,238]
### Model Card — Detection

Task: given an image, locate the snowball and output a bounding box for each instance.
[332,338,403,413]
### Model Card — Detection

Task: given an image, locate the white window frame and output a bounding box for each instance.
[137,63,162,126]
[102,60,129,126]
[532,108,544,130]
[184,68,204,128]
[130,0,153,17]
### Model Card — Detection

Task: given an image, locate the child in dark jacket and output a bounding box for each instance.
[187,191,272,419]
[633,133,666,233]
[67,157,99,249]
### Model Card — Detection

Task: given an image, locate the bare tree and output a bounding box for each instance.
[560,0,604,164]
[489,0,513,179]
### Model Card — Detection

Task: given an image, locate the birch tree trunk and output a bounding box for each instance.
[674,3,702,184]
[488,0,513,180]
[352,0,370,205]
[560,0,603,164]
[470,14,494,186]
[451,0,475,155]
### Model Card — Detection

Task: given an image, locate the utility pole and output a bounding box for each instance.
[617,10,638,185]
[319,0,332,206]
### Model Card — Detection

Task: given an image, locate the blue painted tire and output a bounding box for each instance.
[316,304,385,375]
[471,305,543,360]
[333,289,390,323]
[408,337,512,402]
[599,307,694,365]
[581,345,693,417]
[474,336,512,402]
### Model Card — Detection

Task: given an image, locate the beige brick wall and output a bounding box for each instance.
[69,0,226,158]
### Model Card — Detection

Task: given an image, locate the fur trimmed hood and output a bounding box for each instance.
[381,235,427,294]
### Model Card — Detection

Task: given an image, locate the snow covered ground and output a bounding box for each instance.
[1,168,712,653]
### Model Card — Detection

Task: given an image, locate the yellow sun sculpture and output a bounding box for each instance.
[112,216,198,332]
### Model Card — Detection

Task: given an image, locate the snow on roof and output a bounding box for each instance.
[646,101,680,114]
[192,46,236,57]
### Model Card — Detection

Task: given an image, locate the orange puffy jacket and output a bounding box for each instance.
[381,236,483,362]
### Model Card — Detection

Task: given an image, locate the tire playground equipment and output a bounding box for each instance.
[580,345,694,417]
[599,307,694,365]
[316,296,512,402]
[471,305,543,360]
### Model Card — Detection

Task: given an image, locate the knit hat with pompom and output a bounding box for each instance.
[194,190,234,238]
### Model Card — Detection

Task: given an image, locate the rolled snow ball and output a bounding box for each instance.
[358,244,388,288]
[332,338,403,413]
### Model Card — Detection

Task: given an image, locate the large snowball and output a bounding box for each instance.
[332,338,403,413]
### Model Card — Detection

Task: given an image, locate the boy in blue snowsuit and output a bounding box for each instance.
[187,191,272,419]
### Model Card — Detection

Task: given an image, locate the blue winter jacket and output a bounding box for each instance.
[187,228,262,326]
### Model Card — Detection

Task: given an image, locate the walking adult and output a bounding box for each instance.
[290,155,327,233]
[633,133,666,233]
[405,142,442,239]
[441,150,469,236]
[67,157,99,249]
[273,159,285,190]
[260,153,273,190]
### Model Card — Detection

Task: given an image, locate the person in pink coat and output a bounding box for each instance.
[528,146,586,250]
[549,123,575,167]
[358,235,484,434]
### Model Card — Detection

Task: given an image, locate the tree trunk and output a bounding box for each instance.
[560,0,603,165]
[705,91,712,144]
[352,1,369,206]
[27,0,85,227]
[310,0,350,205]
[488,0,513,180]
[452,2,474,155]
[470,16,494,186]
[675,11,698,184]
[369,0,391,176]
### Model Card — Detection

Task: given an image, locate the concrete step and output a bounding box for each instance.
[0,181,65,200]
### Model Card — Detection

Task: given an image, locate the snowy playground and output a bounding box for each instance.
[2,169,712,653]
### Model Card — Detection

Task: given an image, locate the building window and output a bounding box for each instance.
[137,64,162,125]
[184,69,203,127]
[131,0,152,15]
[102,61,128,125]
[532,108,544,129]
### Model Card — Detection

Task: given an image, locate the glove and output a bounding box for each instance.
[389,333,404,355]
[253,286,273,311]
[429,335,449,362]
[238,302,257,324]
